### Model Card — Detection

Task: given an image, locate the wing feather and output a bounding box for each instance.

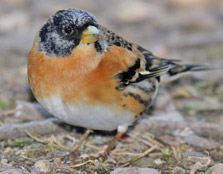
[99,25,209,87]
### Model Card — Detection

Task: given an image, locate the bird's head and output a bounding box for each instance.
[37,9,103,57]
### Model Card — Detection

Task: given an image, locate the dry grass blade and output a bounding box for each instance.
[25,130,45,143]
[25,130,69,151]
[190,157,211,174]
[141,135,164,147]
[122,145,158,167]
[69,160,94,168]
[112,151,141,157]
[171,146,182,160]
[128,133,154,147]
[85,142,100,151]
[52,136,69,151]
[20,155,36,162]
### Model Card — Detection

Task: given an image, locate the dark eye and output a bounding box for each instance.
[63,25,74,35]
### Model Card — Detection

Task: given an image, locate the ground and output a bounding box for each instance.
[0,0,223,173]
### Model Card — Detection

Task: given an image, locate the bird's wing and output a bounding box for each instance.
[99,25,209,87]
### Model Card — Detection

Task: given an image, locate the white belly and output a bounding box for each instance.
[37,96,134,131]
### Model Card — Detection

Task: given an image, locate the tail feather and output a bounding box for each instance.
[168,64,210,76]
[160,64,210,84]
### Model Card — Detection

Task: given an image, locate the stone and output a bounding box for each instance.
[183,134,219,150]
[150,111,184,122]
[110,167,160,174]
[212,163,223,174]
[15,100,52,121]
[33,160,51,173]
[0,169,29,174]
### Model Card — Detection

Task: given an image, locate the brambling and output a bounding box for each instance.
[28,9,209,160]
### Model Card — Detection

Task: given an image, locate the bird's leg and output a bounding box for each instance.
[71,129,92,156]
[101,125,128,161]
[62,129,92,162]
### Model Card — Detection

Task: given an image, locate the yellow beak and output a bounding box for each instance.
[81,26,102,44]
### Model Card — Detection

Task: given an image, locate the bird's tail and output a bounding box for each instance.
[168,64,210,75]
[160,63,211,84]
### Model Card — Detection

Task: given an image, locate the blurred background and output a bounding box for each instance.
[0,0,222,117]
[0,1,223,172]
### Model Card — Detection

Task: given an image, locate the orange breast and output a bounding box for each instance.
[28,44,146,116]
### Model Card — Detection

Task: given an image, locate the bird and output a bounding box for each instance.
[27,9,209,160]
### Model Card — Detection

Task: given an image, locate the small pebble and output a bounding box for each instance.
[33,160,51,173]
[154,159,165,165]
[110,167,160,174]
[212,163,223,174]
[1,159,8,163]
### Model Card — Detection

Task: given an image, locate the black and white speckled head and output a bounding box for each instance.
[38,9,99,57]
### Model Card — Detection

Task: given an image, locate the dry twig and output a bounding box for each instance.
[122,145,158,167]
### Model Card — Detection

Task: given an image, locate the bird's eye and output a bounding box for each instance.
[63,25,74,35]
